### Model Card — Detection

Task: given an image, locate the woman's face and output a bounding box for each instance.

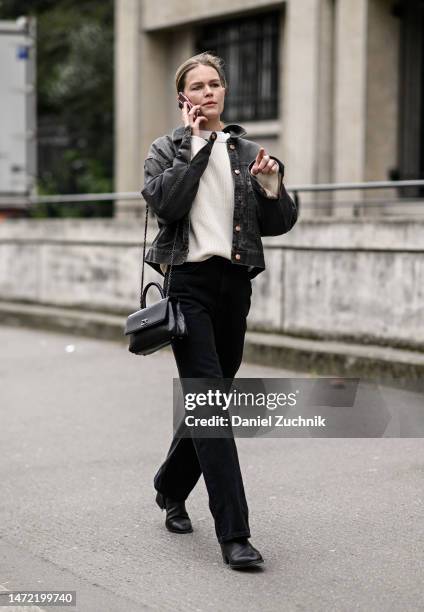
[183,64,226,121]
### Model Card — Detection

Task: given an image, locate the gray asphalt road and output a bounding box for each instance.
[0,326,423,612]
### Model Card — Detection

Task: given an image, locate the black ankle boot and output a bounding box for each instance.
[155,492,193,534]
[220,537,264,569]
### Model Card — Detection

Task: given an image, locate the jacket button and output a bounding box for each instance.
[235,254,241,260]
[234,169,240,175]
[229,144,236,150]
[235,225,241,232]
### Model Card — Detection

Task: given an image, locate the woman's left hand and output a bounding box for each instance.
[250,147,279,176]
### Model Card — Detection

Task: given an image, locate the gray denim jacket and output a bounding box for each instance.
[141,123,298,279]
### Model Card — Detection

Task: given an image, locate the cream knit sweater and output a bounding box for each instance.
[160,129,279,274]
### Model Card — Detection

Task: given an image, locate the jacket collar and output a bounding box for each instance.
[171,123,247,143]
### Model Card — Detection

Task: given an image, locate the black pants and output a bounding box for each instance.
[153,256,252,543]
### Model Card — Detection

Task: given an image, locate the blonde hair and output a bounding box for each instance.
[175,52,227,93]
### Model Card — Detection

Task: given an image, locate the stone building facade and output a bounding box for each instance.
[114,0,423,217]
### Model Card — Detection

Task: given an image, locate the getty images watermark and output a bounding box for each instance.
[183,387,325,428]
[172,378,424,438]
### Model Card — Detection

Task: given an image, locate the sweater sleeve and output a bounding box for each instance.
[255,171,281,198]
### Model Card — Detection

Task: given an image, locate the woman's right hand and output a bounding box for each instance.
[182,101,208,136]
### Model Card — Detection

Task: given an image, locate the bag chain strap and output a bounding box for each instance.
[139,203,179,308]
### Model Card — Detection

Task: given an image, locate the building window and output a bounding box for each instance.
[195,11,280,122]
[396,0,424,197]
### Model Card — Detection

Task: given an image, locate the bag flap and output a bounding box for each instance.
[124,298,170,335]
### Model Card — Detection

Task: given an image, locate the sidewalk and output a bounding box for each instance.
[0,300,423,381]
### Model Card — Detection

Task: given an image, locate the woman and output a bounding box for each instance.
[141,53,298,569]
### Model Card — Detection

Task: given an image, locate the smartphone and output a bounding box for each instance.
[178,91,199,119]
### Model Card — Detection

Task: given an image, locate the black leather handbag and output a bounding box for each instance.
[124,204,187,355]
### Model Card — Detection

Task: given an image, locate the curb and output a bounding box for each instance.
[243,332,424,383]
[0,300,423,382]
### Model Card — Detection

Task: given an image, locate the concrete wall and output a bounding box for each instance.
[0,218,423,351]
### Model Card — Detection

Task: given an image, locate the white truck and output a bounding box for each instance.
[0,16,36,214]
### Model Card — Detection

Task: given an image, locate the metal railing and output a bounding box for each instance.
[28,191,141,204]
[287,179,424,214]
[289,179,424,192]
[3,179,422,215]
